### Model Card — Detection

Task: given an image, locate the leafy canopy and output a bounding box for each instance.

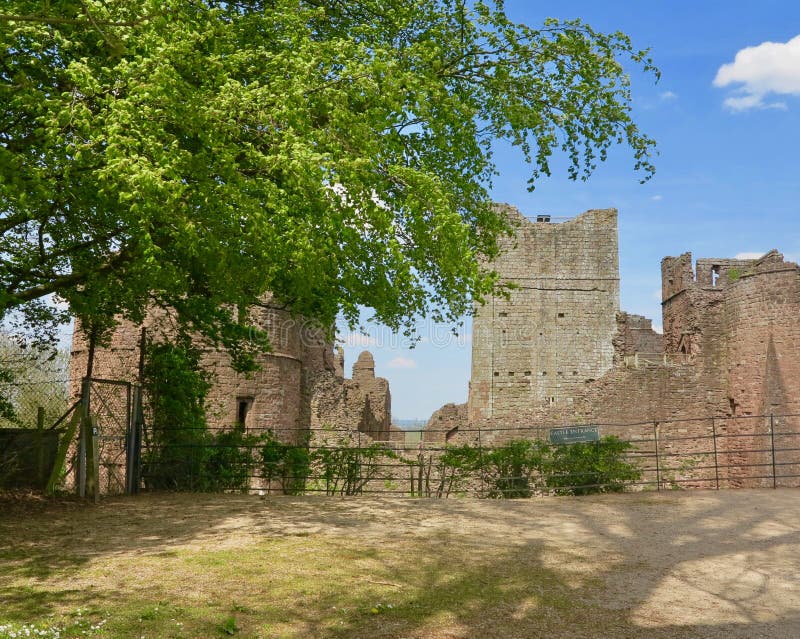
[0,0,657,351]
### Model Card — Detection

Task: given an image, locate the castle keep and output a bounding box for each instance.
[468,206,620,422]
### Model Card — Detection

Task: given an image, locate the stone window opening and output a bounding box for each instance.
[557,312,565,318]
[237,397,254,427]
[524,370,532,376]
[541,371,547,376]
[508,371,515,376]
[498,311,508,317]
[547,396,556,406]
[711,265,720,287]
[493,371,500,377]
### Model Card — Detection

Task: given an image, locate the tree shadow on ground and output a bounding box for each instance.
[0,490,798,637]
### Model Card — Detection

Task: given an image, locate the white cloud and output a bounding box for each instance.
[340,332,377,347]
[734,252,765,260]
[388,356,416,369]
[714,34,800,111]
[659,90,678,101]
[650,194,663,201]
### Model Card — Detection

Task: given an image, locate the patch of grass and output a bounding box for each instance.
[1,530,611,638]
[219,614,239,635]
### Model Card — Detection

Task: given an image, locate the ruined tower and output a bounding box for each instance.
[467,206,620,423]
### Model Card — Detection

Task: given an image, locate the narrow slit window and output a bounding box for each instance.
[237,397,253,426]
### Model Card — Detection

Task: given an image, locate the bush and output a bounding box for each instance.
[203,425,261,492]
[311,437,398,496]
[485,439,550,498]
[543,436,641,495]
[261,432,310,495]
[142,338,259,492]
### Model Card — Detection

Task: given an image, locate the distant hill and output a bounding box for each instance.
[392,419,426,430]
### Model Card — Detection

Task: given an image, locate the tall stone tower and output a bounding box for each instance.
[467,206,620,423]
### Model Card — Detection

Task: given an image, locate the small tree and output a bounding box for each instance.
[260,432,311,495]
[141,338,211,490]
[0,334,69,428]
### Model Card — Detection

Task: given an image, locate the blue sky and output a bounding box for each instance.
[340,0,800,420]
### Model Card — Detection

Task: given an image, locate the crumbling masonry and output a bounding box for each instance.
[425,206,800,486]
[70,305,393,444]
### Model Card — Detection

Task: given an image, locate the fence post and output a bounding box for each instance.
[712,417,720,490]
[36,406,45,488]
[770,413,777,489]
[89,417,100,504]
[356,428,362,495]
[126,386,143,495]
[476,423,486,497]
[77,378,91,497]
[652,422,660,491]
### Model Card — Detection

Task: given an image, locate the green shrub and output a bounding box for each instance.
[261,432,310,495]
[311,438,397,496]
[485,439,550,498]
[142,339,259,492]
[203,425,261,492]
[543,436,641,495]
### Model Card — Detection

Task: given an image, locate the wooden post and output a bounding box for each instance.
[46,410,81,495]
[653,421,660,491]
[84,415,99,503]
[36,406,45,488]
[126,385,143,495]
[91,418,100,503]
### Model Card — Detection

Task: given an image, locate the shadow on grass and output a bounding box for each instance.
[0,490,799,637]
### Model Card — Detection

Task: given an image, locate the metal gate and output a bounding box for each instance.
[76,378,143,498]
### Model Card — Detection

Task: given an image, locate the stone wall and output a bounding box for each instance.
[310,351,392,440]
[614,312,663,362]
[71,305,389,445]
[468,206,620,423]
[423,402,467,443]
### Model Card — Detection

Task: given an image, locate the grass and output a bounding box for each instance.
[2,490,798,638]
[0,494,620,639]
[0,534,597,638]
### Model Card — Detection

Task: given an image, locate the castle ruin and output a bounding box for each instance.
[72,203,800,490]
[426,207,800,480]
[70,305,393,444]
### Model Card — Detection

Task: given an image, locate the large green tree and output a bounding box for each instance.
[1,0,656,354]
